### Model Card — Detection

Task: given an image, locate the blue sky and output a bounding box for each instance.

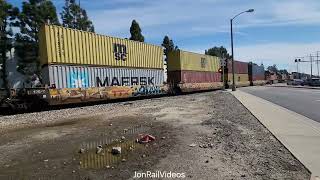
[9,0,320,74]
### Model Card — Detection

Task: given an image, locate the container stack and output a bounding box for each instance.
[248,63,266,86]
[227,60,250,87]
[167,50,223,92]
[38,24,164,105]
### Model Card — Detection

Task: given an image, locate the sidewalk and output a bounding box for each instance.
[232,90,320,178]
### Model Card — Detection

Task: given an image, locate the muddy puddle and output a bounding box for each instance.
[78,125,147,169]
[0,111,177,180]
[79,139,144,169]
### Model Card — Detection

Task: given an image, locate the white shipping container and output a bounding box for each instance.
[42,65,164,89]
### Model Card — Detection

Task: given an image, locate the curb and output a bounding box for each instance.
[267,85,320,90]
[230,91,316,179]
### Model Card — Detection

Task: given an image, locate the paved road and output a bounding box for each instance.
[240,86,320,122]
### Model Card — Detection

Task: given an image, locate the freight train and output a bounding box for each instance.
[0,24,265,111]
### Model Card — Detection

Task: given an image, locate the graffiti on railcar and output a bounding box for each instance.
[107,86,133,99]
[179,82,224,92]
[48,85,166,105]
[133,86,162,96]
[50,88,86,101]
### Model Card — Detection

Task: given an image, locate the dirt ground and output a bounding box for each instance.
[0,91,311,180]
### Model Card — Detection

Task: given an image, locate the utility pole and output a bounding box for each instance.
[230,19,236,91]
[310,54,313,78]
[221,54,225,90]
[230,9,254,91]
[295,54,320,79]
[297,61,299,77]
[317,51,320,77]
[294,58,302,79]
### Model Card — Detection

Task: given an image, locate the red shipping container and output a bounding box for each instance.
[168,71,221,83]
[227,60,248,74]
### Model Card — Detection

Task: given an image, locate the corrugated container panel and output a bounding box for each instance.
[83,32,87,64]
[227,60,248,74]
[168,71,221,83]
[49,26,55,63]
[63,27,68,62]
[39,25,163,69]
[42,65,164,89]
[66,28,71,63]
[99,35,104,64]
[167,50,220,72]
[54,26,59,62]
[252,64,265,76]
[91,33,96,65]
[248,63,265,81]
[74,29,79,64]
[69,28,74,64]
[227,73,249,82]
[94,34,99,65]
[96,34,101,65]
[38,26,46,63]
[60,26,66,63]
[80,31,85,64]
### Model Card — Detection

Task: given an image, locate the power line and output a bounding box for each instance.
[294,53,320,78]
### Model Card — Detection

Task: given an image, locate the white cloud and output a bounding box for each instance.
[88,0,320,35]
[81,0,320,73]
[182,42,320,74]
[236,42,320,74]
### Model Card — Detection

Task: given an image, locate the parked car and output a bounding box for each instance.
[287,79,303,86]
[310,78,320,87]
[301,78,320,86]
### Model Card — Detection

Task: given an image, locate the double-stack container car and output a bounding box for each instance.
[39,24,166,105]
[248,63,266,86]
[167,50,223,92]
[226,60,250,87]
[0,24,267,111]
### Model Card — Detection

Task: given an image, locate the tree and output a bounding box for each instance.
[0,0,19,93]
[267,64,278,73]
[15,0,59,76]
[279,69,289,75]
[61,0,95,32]
[162,35,178,61]
[205,46,231,59]
[129,20,144,42]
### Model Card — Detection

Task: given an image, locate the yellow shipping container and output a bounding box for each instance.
[38,25,163,69]
[227,73,250,87]
[167,50,220,72]
[227,73,249,82]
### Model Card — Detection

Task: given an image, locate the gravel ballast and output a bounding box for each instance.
[0,91,311,179]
